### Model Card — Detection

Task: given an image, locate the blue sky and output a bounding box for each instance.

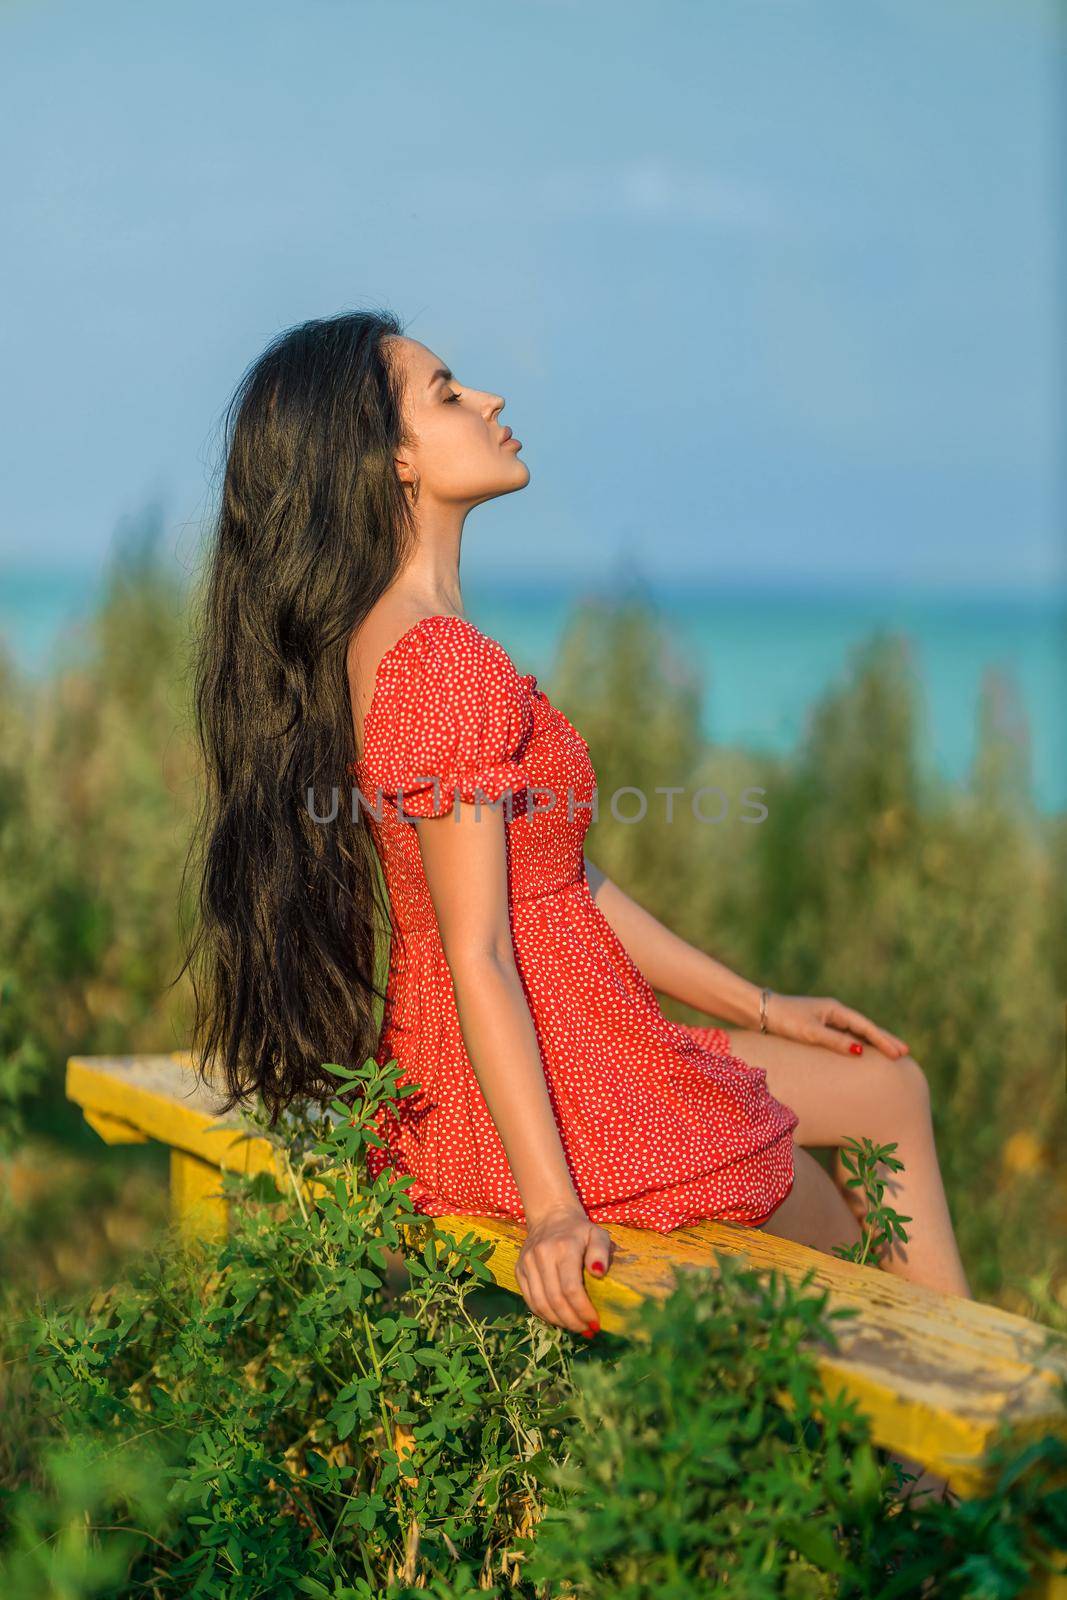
[3,0,1063,593]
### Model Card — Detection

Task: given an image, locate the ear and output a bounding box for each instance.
[394,455,418,491]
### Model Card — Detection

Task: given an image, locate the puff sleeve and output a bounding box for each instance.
[354,619,534,819]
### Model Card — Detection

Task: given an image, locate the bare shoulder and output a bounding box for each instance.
[347,606,455,730]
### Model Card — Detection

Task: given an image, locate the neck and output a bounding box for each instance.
[396,500,469,614]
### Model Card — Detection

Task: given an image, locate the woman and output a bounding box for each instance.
[186,307,971,1345]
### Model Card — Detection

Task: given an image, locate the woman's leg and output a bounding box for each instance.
[762,1144,863,1253]
[727,1028,971,1299]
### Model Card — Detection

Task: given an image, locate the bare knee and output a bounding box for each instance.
[860,1052,931,1135]
[895,1054,931,1122]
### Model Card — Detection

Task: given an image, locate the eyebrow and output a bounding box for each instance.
[427,366,453,389]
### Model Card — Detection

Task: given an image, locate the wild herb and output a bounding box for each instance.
[3,1058,1064,1597]
[831,1137,912,1269]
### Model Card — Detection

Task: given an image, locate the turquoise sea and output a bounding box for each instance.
[2,566,1064,815]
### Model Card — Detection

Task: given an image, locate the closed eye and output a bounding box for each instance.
[445,390,462,403]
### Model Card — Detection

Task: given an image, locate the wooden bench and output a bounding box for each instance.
[67,1052,1067,1565]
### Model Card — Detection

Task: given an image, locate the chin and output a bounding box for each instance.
[478,463,531,505]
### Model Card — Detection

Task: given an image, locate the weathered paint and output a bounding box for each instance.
[170,1148,229,1242]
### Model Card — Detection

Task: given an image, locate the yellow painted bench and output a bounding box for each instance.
[67,1051,1067,1563]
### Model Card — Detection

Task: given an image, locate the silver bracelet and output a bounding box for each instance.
[759,987,772,1034]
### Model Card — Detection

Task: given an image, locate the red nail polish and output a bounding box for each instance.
[590,1261,605,1275]
[584,1320,600,1337]
[850,1042,863,1056]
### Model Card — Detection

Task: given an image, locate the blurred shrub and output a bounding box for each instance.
[0,519,198,1105]
[555,592,1066,1312]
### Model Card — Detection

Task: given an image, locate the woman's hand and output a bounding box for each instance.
[765,992,909,1059]
[516,1202,614,1336]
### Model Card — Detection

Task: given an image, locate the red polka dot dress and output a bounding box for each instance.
[348,613,798,1235]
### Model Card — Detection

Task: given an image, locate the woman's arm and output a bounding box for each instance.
[415,806,614,1336]
[583,853,764,1028]
[416,806,584,1223]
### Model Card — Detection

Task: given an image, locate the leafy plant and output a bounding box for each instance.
[2,547,1065,1590]
[3,1057,1065,1597]
[831,1136,912,1269]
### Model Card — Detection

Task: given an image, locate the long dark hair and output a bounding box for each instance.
[179,307,414,1124]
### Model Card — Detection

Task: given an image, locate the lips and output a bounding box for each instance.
[499,427,512,444]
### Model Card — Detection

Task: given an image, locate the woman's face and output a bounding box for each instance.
[387,335,530,509]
